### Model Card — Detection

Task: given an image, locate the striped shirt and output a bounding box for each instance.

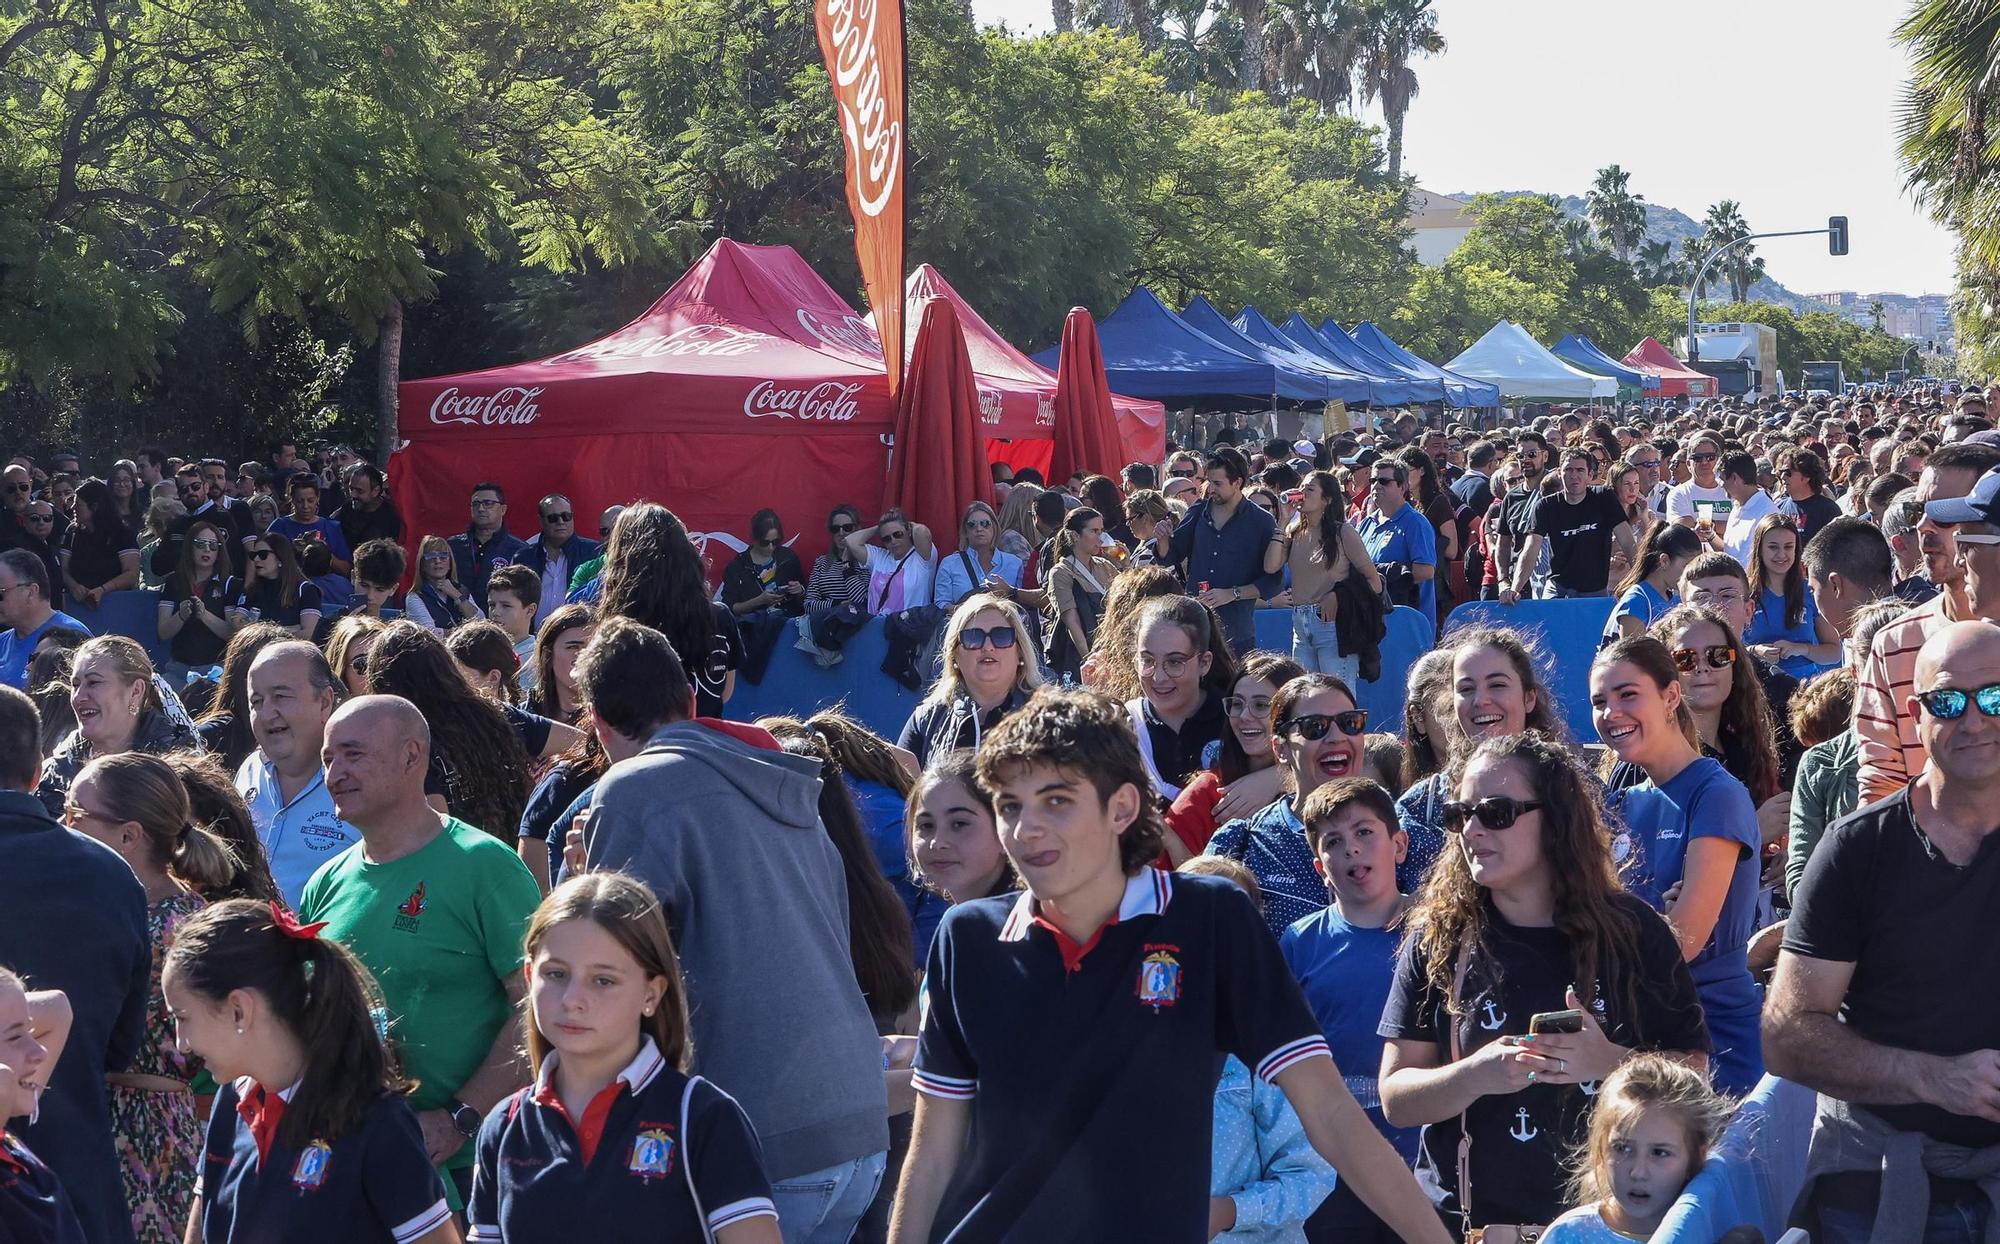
[1854,592,1954,803]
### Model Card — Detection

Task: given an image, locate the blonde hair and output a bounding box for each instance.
[68,635,162,715]
[325,614,387,685]
[1567,1053,1732,1209]
[920,593,1046,709]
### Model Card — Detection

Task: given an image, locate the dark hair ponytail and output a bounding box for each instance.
[165,899,407,1147]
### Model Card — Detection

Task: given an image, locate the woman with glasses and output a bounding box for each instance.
[1379,732,1709,1240]
[228,534,320,639]
[106,461,146,530]
[155,519,239,681]
[722,507,807,684]
[1164,652,1303,864]
[930,500,1024,611]
[1204,672,1371,935]
[325,614,386,699]
[60,478,141,608]
[1634,606,1783,809]
[402,533,482,633]
[802,503,873,664]
[1127,596,1235,802]
[1044,506,1120,684]
[1743,513,1841,678]
[1592,635,1766,1095]
[897,593,1043,770]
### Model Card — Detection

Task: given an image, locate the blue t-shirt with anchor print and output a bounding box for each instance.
[1378,893,1708,1230]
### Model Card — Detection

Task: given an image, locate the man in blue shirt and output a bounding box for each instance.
[1163,447,1280,655]
[0,550,87,690]
[451,482,530,611]
[267,474,351,572]
[1357,456,1439,629]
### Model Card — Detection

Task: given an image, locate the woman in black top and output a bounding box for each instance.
[157,518,239,674]
[230,534,322,637]
[61,478,140,607]
[1379,731,1708,1237]
[597,503,743,718]
[721,507,806,684]
[106,461,147,531]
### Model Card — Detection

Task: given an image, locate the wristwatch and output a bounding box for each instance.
[447,1098,481,1139]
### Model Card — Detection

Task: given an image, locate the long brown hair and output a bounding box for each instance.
[170,518,236,594]
[528,603,596,722]
[805,708,914,797]
[1567,1054,1732,1208]
[244,532,307,610]
[1593,636,1701,755]
[1745,513,1807,629]
[1216,652,1306,784]
[1650,605,1780,803]
[523,873,692,1074]
[77,753,239,893]
[1440,624,1568,745]
[364,621,531,840]
[1087,566,1185,701]
[1400,648,1455,789]
[161,751,283,904]
[1409,732,1648,1026]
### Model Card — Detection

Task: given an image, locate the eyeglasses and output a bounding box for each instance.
[189,538,222,551]
[1691,453,1719,463]
[1169,467,1198,478]
[422,551,452,563]
[0,483,28,494]
[250,549,276,561]
[1370,476,1400,488]
[1632,458,1661,469]
[1686,588,1744,609]
[958,626,1018,651]
[350,653,369,675]
[756,530,781,544]
[965,518,994,530]
[542,511,572,524]
[1442,796,1544,833]
[1954,531,2000,548]
[1137,652,1195,677]
[1897,500,1927,527]
[24,513,52,525]
[1223,694,1274,718]
[1917,683,2000,719]
[470,498,502,509]
[1281,710,1368,740]
[830,522,857,535]
[881,530,910,542]
[1671,645,1737,673]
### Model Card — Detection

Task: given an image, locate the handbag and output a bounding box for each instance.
[1450,942,1545,1244]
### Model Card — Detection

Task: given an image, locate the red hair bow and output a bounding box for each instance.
[269,902,327,942]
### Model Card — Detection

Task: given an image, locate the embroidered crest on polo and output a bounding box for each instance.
[1136,949,1182,1009]
[291,1140,333,1191]
[627,1128,675,1182]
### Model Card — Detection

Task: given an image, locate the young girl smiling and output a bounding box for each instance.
[0,969,78,1244]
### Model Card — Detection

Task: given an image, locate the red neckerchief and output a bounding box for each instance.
[236,1084,287,1167]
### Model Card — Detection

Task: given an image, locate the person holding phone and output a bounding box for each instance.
[1378,732,1710,1240]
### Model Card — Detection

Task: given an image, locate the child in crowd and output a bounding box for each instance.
[469,872,780,1243]
[162,900,455,1244]
[906,752,1016,912]
[1543,1055,1731,1242]
[0,970,80,1244]
[1280,778,1420,1244]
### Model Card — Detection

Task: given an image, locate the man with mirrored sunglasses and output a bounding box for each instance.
[1772,621,2000,1244]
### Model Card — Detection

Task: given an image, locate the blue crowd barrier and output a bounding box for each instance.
[58,589,169,663]
[1654,1075,1815,1244]
[1440,598,1616,742]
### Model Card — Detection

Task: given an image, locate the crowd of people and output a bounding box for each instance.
[0,379,1997,1243]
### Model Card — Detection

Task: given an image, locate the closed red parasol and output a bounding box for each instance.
[1048,306,1124,486]
[884,297,993,540]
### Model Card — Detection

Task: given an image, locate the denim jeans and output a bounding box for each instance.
[771,1150,888,1244]
[1810,1172,1991,1244]
[1291,605,1360,687]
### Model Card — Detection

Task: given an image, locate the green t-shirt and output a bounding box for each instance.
[299,817,540,1177]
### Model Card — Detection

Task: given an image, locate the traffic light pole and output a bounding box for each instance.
[1687,223,1844,365]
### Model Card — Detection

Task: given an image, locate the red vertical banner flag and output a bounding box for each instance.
[815,0,908,395]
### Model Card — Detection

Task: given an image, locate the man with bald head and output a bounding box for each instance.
[1768,620,2000,1241]
[235,640,355,904]
[299,694,540,1210]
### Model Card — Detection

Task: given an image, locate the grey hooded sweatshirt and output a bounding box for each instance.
[585,718,889,1179]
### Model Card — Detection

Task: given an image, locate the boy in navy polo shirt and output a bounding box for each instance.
[890,688,1452,1244]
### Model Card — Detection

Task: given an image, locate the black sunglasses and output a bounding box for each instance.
[959,626,1017,651]
[1281,710,1368,740]
[542,511,572,524]
[350,653,369,675]
[1442,796,1544,833]
[1897,499,1928,527]
[1917,683,2000,720]
[830,522,857,534]
[1671,645,1736,673]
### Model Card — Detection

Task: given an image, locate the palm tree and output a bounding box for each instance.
[1870,298,1887,331]
[1584,164,1647,264]
[1897,0,2000,273]
[1696,200,1765,302]
[1237,0,1271,91]
[1265,0,1368,111]
[1560,215,1597,259]
[1637,237,1687,287]
[1359,0,1445,180]
[1158,0,1242,95]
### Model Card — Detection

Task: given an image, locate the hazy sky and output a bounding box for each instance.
[967,0,1956,297]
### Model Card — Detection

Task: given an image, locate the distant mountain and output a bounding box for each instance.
[1459,190,1812,308]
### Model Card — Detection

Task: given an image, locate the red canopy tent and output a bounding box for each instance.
[391,239,899,570]
[1624,337,1715,400]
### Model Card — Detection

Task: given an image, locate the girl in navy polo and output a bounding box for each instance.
[0,969,83,1244]
[161,900,455,1244]
[469,873,779,1243]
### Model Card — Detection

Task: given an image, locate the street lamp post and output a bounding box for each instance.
[1687,218,1849,365]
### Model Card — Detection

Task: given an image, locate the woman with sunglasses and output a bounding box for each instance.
[898,593,1043,770]
[1631,606,1783,808]
[1165,652,1304,863]
[931,500,1024,611]
[228,535,320,639]
[325,614,387,699]
[1396,627,1568,897]
[155,518,239,681]
[1044,507,1120,684]
[1742,513,1841,679]
[402,533,482,633]
[1379,732,1709,1240]
[1592,636,1766,1094]
[1204,673,1370,935]
[801,504,873,663]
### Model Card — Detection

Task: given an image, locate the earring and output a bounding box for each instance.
[235,1026,243,1035]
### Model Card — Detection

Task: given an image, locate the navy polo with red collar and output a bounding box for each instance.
[469,1036,777,1242]
[196,1078,450,1244]
[913,867,1333,1242]
[0,1131,85,1244]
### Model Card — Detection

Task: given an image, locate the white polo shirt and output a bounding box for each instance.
[235,753,360,906]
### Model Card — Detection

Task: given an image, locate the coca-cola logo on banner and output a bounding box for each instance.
[429,386,546,427]
[823,0,902,219]
[796,309,884,362]
[977,389,1004,426]
[545,324,770,365]
[1036,394,1056,428]
[743,380,866,422]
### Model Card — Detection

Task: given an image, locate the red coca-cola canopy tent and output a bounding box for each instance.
[391,239,901,567]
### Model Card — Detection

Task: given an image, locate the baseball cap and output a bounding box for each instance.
[1925,465,2000,525]
[1292,439,1318,459]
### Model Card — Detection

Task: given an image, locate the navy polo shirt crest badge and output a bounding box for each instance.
[627,1128,675,1182]
[1137,946,1182,1010]
[291,1140,333,1191]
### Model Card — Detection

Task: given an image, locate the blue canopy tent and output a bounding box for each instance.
[1231,305,1417,405]
[1032,287,1285,401]
[1178,297,1367,403]
[1551,334,1659,398]
[1343,321,1501,408]
[1278,312,1442,405]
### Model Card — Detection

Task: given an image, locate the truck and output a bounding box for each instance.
[1691,359,1754,399]
[1688,322,1782,400]
[1800,360,1845,395]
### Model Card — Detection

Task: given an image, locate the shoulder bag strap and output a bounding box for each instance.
[873,552,909,613]
[1450,938,1475,1236]
[682,1075,715,1244]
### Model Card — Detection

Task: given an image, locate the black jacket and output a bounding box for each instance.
[0,790,150,1244]
[721,546,806,617]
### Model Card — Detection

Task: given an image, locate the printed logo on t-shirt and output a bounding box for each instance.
[628,1128,675,1182]
[394,882,427,933]
[1477,998,1506,1031]
[292,1140,333,1191]
[1137,944,1183,1010]
[299,812,350,854]
[1509,1107,1539,1142]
